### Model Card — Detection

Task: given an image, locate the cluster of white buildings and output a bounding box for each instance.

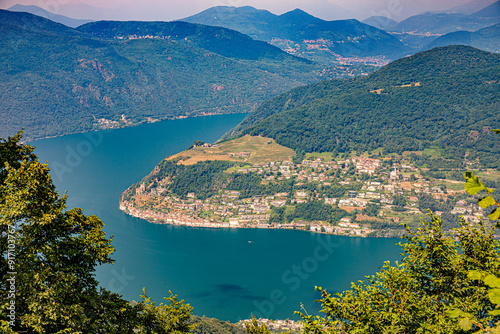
[122,154,486,236]
[239,318,304,332]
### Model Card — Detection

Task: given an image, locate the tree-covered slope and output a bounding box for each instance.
[182,6,408,61]
[0,8,86,37]
[425,23,500,53]
[227,46,500,167]
[7,4,94,28]
[76,20,308,63]
[0,10,343,141]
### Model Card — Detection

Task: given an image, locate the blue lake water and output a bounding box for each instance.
[31,114,401,322]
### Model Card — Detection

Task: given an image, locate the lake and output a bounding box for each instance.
[31,113,401,322]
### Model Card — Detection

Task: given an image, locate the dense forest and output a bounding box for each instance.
[225,46,500,168]
[0,10,356,141]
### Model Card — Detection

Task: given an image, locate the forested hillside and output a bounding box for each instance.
[182,6,408,62]
[226,46,500,167]
[0,10,349,141]
[76,20,305,62]
[425,23,500,53]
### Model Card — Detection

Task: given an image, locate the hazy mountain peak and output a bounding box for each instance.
[7,4,93,28]
[278,8,322,23]
[0,9,84,36]
[362,16,398,30]
[184,5,406,61]
[448,0,497,14]
[472,0,500,17]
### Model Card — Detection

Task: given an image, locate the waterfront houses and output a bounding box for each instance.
[120,154,487,237]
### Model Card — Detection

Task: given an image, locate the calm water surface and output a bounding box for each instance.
[31,114,401,322]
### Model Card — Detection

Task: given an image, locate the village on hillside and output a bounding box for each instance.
[119,139,489,238]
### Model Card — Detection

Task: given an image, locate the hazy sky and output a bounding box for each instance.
[0,0,490,21]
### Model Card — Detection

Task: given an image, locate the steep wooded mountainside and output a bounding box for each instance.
[225,46,500,167]
[0,10,347,141]
[182,6,408,62]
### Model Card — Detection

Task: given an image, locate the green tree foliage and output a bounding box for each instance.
[298,214,500,333]
[170,161,235,200]
[293,201,346,223]
[293,150,306,165]
[227,174,294,199]
[362,203,380,217]
[417,193,452,213]
[135,289,195,334]
[464,170,500,224]
[0,132,194,333]
[444,129,500,332]
[448,270,500,333]
[189,315,246,334]
[244,317,271,334]
[0,130,36,183]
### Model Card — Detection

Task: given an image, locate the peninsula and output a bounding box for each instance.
[119,135,491,238]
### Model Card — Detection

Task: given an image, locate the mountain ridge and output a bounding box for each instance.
[472,0,500,17]
[393,10,500,34]
[362,16,398,30]
[182,6,408,62]
[7,4,93,28]
[0,9,86,37]
[76,20,310,63]
[425,23,500,53]
[0,9,348,141]
[224,45,500,167]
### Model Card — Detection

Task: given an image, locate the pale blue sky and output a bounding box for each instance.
[0,0,494,21]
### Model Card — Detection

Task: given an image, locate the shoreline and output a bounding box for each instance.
[119,202,386,238]
[26,111,251,143]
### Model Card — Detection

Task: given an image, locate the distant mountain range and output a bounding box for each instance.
[362,16,398,31]
[5,3,500,146]
[393,12,500,35]
[76,20,307,63]
[7,4,93,28]
[425,23,500,53]
[224,45,500,167]
[360,1,500,53]
[0,8,85,37]
[388,1,500,36]
[449,0,497,14]
[182,6,408,63]
[472,0,500,17]
[0,9,348,141]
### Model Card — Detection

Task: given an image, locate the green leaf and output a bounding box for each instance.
[484,275,500,289]
[488,289,500,305]
[447,309,465,318]
[464,171,486,195]
[468,270,485,281]
[489,208,500,221]
[458,317,473,331]
[489,309,500,316]
[479,196,497,209]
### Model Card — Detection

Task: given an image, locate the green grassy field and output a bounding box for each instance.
[170,135,295,165]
